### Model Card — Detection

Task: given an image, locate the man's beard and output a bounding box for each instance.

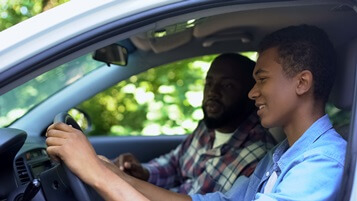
[202,101,243,129]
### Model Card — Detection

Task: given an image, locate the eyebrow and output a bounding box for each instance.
[253,68,269,77]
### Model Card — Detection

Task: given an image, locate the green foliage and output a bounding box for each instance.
[0,0,69,31]
[77,55,218,136]
[326,102,351,128]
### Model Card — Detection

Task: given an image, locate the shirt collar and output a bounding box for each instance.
[204,111,260,150]
[273,114,333,171]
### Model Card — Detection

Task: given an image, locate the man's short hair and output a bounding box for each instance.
[258,24,336,102]
[212,53,256,92]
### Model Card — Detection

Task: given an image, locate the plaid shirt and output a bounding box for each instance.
[144,112,276,194]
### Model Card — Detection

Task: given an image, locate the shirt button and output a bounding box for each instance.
[266,172,270,177]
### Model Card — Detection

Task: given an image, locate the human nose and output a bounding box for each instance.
[248,83,259,100]
[207,83,221,97]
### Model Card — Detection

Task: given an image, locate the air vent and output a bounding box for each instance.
[15,158,30,184]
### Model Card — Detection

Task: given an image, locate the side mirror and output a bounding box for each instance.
[92,44,128,66]
[67,108,92,134]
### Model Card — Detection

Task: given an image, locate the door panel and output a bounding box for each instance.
[89,135,186,163]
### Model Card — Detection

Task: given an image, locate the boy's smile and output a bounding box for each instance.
[256,105,266,116]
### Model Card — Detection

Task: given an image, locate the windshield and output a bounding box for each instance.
[0,53,104,127]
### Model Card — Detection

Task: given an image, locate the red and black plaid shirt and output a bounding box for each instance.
[145,112,276,194]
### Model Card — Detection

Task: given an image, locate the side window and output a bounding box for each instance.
[75,52,257,137]
[75,55,214,136]
[326,102,351,139]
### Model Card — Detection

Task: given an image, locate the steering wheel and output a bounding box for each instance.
[52,112,102,201]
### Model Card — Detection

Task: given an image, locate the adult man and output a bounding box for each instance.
[112,53,276,194]
[46,24,346,201]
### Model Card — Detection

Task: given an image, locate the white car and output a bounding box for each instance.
[0,0,356,200]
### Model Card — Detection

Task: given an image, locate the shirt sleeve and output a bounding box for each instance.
[190,175,251,201]
[254,153,344,201]
[144,133,195,189]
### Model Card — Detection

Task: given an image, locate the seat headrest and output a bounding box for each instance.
[330,39,357,110]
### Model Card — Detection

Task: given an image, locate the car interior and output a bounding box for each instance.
[1,0,357,200]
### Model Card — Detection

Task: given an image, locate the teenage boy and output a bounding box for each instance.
[191,24,346,201]
[46,24,346,201]
[112,53,276,194]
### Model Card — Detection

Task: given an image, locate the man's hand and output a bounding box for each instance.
[46,123,103,186]
[113,153,149,181]
[98,155,124,176]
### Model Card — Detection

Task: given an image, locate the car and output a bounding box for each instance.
[0,0,356,200]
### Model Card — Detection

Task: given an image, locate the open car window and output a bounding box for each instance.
[74,54,215,136]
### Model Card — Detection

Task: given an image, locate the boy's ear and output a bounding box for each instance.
[295,70,313,96]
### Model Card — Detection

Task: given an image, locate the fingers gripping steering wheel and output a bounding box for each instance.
[53,112,101,201]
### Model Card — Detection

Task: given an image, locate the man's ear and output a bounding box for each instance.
[295,70,313,96]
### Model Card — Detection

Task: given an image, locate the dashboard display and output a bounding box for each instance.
[19,148,54,179]
[25,149,47,161]
[30,160,52,179]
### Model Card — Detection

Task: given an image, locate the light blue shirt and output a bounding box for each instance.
[191,114,346,201]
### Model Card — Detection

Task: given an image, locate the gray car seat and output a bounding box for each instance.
[330,38,357,140]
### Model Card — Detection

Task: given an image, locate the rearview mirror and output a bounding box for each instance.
[92,44,128,66]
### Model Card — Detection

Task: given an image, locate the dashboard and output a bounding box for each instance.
[14,148,53,185]
[2,128,101,201]
[0,128,57,201]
